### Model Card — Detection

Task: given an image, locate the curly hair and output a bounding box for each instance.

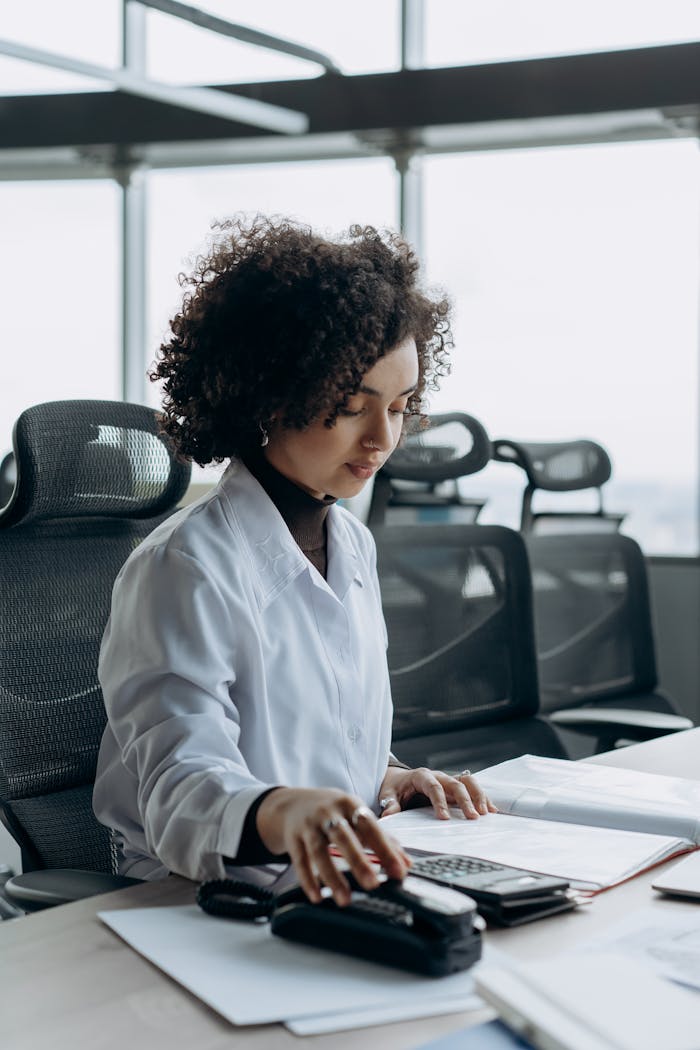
[150,215,452,465]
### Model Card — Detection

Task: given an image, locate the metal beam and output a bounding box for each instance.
[1,43,699,153]
[119,0,148,406]
[0,38,308,133]
[133,0,341,74]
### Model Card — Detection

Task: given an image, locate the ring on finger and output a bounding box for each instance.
[351,804,374,829]
[321,815,349,837]
[378,797,393,812]
[458,769,472,778]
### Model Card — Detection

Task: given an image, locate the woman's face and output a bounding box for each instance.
[264,336,420,500]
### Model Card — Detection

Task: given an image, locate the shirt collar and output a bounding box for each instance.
[218,460,361,606]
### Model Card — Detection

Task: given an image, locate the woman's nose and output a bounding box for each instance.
[362,413,395,452]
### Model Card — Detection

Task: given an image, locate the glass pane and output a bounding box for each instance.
[146,157,398,479]
[425,0,700,67]
[147,0,400,84]
[423,140,700,555]
[0,181,121,455]
[0,0,122,94]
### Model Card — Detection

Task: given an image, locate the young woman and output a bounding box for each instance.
[93,216,494,905]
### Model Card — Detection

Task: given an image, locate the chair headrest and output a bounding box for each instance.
[0,400,192,526]
[492,438,612,492]
[381,413,491,483]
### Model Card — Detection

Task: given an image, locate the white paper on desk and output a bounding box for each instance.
[575,905,700,993]
[383,809,685,889]
[476,952,700,1050]
[286,992,485,1035]
[99,905,480,1028]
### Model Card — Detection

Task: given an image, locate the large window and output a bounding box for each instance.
[147,0,400,83]
[0,181,121,455]
[423,140,700,555]
[425,0,700,67]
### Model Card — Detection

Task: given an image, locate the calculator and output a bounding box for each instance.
[408,853,579,926]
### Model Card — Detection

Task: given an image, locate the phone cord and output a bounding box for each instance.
[197,878,275,920]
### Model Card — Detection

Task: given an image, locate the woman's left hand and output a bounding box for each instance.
[377,765,498,821]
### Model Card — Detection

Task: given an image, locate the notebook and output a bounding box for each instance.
[382,755,700,891]
[652,850,700,899]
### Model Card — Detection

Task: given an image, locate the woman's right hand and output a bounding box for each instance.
[256,786,411,906]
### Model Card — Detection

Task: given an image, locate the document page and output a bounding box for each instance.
[476,755,700,844]
[382,809,688,889]
[576,905,700,993]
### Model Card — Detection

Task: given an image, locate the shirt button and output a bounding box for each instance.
[347,724,361,743]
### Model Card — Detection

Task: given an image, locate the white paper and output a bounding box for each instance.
[383,808,685,889]
[576,905,700,992]
[286,992,485,1035]
[476,952,700,1050]
[99,905,479,1028]
[477,754,700,843]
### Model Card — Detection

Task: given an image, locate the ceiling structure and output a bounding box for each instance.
[1,41,699,178]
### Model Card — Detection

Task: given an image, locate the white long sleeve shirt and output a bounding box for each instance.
[92,459,393,882]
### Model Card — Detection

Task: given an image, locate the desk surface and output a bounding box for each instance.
[3,728,700,1050]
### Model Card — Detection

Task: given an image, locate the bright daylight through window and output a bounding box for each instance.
[0,1,698,556]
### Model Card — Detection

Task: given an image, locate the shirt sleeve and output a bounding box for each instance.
[97,542,275,882]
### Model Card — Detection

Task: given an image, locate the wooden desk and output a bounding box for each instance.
[3,729,700,1050]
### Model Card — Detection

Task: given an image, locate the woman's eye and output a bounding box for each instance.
[338,407,363,417]
[389,404,410,416]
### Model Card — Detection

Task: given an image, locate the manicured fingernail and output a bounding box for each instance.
[439,807,449,818]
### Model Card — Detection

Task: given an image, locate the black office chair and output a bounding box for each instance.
[373,522,570,773]
[0,450,16,510]
[367,412,491,528]
[527,531,692,753]
[492,437,625,534]
[0,399,191,912]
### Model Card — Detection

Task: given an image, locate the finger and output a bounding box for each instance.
[378,795,401,818]
[350,807,410,881]
[288,839,323,904]
[443,778,480,820]
[328,819,381,892]
[458,774,499,815]
[306,829,352,906]
[416,774,453,820]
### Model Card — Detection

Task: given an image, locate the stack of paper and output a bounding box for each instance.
[382,755,700,890]
[99,906,486,1034]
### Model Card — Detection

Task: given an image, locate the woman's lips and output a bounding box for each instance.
[346,462,380,480]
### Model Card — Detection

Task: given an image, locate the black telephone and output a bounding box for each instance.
[197,871,483,977]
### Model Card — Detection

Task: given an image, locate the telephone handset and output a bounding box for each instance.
[197,871,483,977]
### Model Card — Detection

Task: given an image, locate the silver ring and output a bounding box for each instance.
[378,797,393,812]
[458,769,472,778]
[351,805,374,828]
[321,816,348,837]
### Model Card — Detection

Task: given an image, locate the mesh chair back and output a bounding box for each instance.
[0,400,191,873]
[493,437,623,534]
[372,523,539,741]
[526,532,658,713]
[0,451,15,511]
[368,413,491,527]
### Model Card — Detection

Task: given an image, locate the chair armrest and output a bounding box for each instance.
[5,868,143,912]
[548,707,693,742]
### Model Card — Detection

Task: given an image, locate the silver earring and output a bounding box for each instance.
[259,423,269,447]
